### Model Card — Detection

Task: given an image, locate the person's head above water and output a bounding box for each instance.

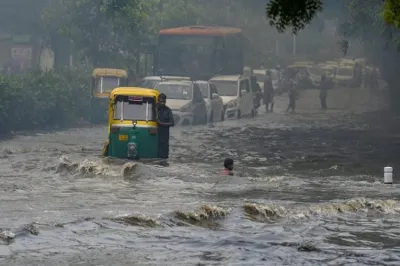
[224,158,234,171]
[158,93,167,106]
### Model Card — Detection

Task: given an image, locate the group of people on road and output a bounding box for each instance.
[262,69,299,113]
[157,67,332,173]
[261,69,332,113]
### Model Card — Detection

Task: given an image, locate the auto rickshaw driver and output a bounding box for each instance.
[157,93,174,159]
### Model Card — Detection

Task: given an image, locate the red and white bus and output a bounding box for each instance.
[153,25,244,79]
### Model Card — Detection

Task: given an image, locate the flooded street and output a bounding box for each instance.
[1,88,400,265]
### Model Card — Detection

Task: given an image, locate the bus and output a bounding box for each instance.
[153,26,244,80]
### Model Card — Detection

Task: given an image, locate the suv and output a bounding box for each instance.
[155,80,207,126]
[209,75,256,119]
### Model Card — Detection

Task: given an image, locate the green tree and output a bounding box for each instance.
[265,0,400,111]
[266,0,323,33]
[42,0,157,67]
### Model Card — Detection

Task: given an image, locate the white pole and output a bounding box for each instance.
[384,166,393,184]
[293,34,296,56]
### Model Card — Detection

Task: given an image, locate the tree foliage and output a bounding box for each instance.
[383,0,400,28]
[266,0,323,33]
[0,68,90,134]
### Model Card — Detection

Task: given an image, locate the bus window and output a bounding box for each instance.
[158,35,216,76]
[156,30,244,78]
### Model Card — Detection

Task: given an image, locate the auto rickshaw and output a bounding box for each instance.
[283,64,315,90]
[102,87,160,160]
[91,68,128,124]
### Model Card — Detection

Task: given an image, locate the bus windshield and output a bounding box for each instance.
[157,35,222,77]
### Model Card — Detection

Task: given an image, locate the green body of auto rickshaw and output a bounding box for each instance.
[102,87,160,160]
[90,68,128,124]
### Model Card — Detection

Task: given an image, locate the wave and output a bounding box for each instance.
[243,197,400,222]
[2,198,400,245]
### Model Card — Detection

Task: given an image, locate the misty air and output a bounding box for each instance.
[0,0,399,265]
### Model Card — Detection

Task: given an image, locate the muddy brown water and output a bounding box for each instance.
[1,89,400,265]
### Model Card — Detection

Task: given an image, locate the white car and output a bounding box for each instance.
[195,80,224,123]
[140,76,190,89]
[155,80,207,126]
[209,75,256,120]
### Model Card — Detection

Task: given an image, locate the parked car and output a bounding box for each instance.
[209,75,256,120]
[195,80,224,123]
[155,80,207,126]
[140,76,190,89]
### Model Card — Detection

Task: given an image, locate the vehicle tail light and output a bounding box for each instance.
[110,127,120,133]
[148,128,157,135]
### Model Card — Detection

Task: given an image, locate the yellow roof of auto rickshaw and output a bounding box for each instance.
[92,68,128,78]
[109,87,160,99]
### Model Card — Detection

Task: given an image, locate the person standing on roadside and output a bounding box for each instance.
[319,74,328,109]
[263,70,274,113]
[286,74,298,113]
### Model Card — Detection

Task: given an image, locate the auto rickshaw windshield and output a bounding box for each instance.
[95,76,120,93]
[113,95,156,121]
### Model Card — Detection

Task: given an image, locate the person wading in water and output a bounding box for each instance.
[263,70,274,113]
[220,158,234,176]
[157,93,174,162]
[319,74,328,110]
[286,72,299,113]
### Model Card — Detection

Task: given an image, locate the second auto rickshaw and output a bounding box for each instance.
[90,68,128,124]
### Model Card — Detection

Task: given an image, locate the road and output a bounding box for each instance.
[1,86,399,265]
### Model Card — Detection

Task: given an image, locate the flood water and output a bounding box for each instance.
[1,88,400,265]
